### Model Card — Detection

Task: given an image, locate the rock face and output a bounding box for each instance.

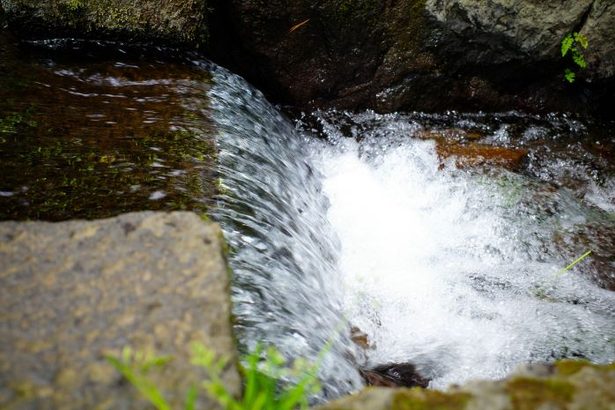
[317,360,615,410]
[0,212,239,409]
[3,0,614,114]
[0,0,209,46]
[210,0,615,115]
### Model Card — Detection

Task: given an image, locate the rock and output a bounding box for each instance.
[316,360,615,410]
[210,0,615,115]
[0,0,209,47]
[581,0,615,79]
[0,211,240,409]
[350,326,372,350]
[425,0,593,65]
[415,129,484,143]
[552,222,615,291]
[436,141,528,171]
[349,327,429,389]
[360,363,430,389]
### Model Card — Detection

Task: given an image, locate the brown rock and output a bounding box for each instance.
[436,141,528,171]
[350,326,372,350]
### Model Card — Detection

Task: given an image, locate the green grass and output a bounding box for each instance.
[107,342,324,410]
[555,250,592,276]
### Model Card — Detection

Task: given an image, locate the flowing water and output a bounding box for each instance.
[2,34,615,401]
[207,67,615,397]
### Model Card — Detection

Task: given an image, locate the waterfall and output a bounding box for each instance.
[205,65,615,396]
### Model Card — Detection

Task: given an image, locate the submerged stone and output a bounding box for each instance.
[436,141,528,171]
[360,363,430,389]
[0,211,240,409]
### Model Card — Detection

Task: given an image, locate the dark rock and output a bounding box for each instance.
[209,0,615,116]
[360,363,430,388]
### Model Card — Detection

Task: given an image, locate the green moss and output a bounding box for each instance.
[0,110,38,134]
[392,388,471,410]
[63,0,83,12]
[506,377,575,410]
[3,0,209,46]
[555,360,615,376]
[386,0,428,58]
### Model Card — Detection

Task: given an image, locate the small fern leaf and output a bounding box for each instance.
[561,34,574,56]
[564,69,576,83]
[572,49,587,69]
[574,32,589,49]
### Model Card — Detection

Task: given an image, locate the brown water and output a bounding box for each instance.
[0,32,217,221]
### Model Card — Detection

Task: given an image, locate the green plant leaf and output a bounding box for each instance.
[574,32,589,49]
[106,356,172,410]
[184,385,198,410]
[564,69,576,83]
[557,250,592,275]
[571,48,587,69]
[561,34,574,56]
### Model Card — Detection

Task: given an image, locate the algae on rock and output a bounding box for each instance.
[0,0,210,47]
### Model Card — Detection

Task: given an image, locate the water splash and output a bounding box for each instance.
[309,110,615,388]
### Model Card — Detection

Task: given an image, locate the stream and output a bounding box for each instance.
[2,37,614,402]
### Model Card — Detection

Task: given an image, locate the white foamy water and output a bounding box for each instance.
[312,111,615,388]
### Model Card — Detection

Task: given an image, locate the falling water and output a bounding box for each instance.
[207,67,615,397]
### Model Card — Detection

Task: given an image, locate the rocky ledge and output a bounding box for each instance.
[0,211,239,409]
[318,360,615,410]
[0,0,209,47]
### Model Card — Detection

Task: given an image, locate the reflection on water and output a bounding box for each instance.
[0,34,216,220]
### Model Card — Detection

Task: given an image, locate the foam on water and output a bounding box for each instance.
[311,110,615,388]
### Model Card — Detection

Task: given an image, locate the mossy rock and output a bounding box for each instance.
[316,360,615,410]
[0,0,209,47]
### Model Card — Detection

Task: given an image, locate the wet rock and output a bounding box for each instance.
[360,363,430,389]
[415,128,485,143]
[0,0,209,46]
[581,1,615,79]
[436,141,528,171]
[0,211,240,409]
[210,0,615,115]
[552,222,615,291]
[316,360,615,410]
[350,326,372,350]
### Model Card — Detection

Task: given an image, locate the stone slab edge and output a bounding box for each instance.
[0,211,239,409]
